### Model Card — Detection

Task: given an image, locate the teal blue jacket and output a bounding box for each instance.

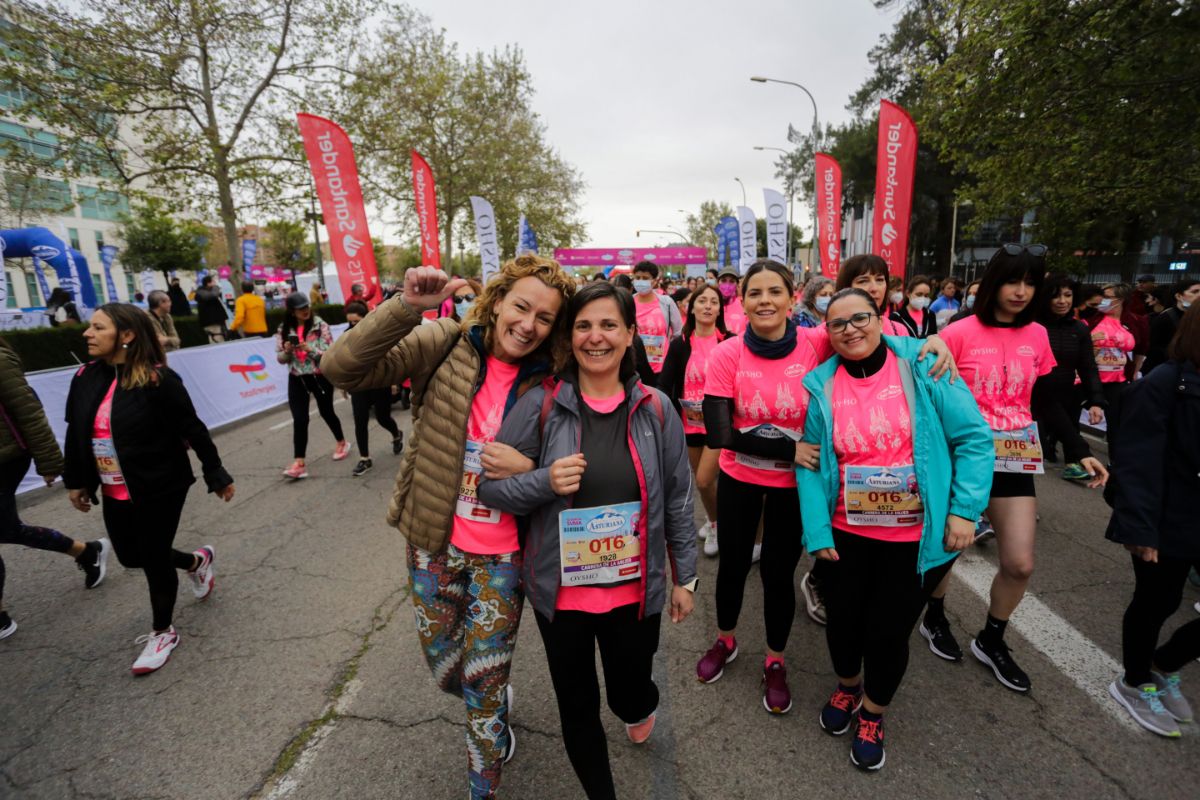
[797,336,994,576]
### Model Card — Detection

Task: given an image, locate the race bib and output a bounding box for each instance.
[993,423,1044,474]
[681,398,704,424]
[641,334,665,366]
[1095,347,1127,373]
[559,502,643,587]
[455,440,502,524]
[843,465,923,527]
[92,437,125,487]
[734,425,800,472]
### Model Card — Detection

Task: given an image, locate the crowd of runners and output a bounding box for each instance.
[0,248,1197,798]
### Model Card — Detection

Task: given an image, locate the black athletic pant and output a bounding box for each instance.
[1122,553,1200,686]
[0,455,76,606]
[1101,381,1127,451]
[715,471,803,652]
[350,388,399,458]
[824,528,956,707]
[535,605,660,800]
[102,489,193,631]
[288,374,344,459]
[1032,378,1091,464]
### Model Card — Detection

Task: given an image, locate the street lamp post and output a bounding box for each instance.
[751,76,820,274]
[733,177,747,206]
[636,228,691,244]
[754,145,795,268]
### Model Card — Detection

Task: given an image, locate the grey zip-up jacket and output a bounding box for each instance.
[478,372,698,621]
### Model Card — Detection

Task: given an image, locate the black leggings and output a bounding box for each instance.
[102,489,193,631]
[0,454,76,606]
[350,388,399,458]
[715,471,803,652]
[288,374,344,458]
[1121,553,1200,686]
[824,528,956,707]
[1101,381,1127,450]
[535,605,660,800]
[1032,378,1091,464]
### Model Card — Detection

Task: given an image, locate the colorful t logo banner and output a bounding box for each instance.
[736,206,757,273]
[873,99,918,277]
[410,149,441,269]
[815,153,843,279]
[470,196,500,285]
[763,189,787,264]
[297,113,382,307]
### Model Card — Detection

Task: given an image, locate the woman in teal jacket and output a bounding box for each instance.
[796,288,993,772]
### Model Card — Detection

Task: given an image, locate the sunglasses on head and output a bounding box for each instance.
[999,243,1048,257]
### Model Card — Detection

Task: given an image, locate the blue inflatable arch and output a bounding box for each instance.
[1,226,98,308]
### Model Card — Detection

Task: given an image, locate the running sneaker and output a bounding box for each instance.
[751,542,762,564]
[819,684,862,735]
[698,521,712,542]
[352,458,373,477]
[502,684,516,764]
[1109,678,1181,737]
[332,441,351,461]
[1151,671,1194,723]
[851,715,886,771]
[78,537,110,590]
[762,661,792,714]
[920,618,963,661]
[626,710,656,744]
[0,611,16,640]
[1061,463,1091,482]
[800,571,827,626]
[703,524,719,557]
[970,636,1031,692]
[973,516,995,544]
[696,637,738,683]
[283,460,308,479]
[131,626,179,675]
[392,434,404,455]
[189,546,215,600]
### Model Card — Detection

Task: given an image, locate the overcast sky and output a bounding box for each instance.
[400,0,897,249]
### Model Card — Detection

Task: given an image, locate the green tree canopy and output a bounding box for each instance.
[117,199,206,281]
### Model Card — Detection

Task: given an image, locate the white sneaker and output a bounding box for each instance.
[131,627,179,675]
[0,614,16,640]
[751,542,762,564]
[698,521,712,541]
[502,684,516,764]
[703,523,719,557]
[190,546,215,600]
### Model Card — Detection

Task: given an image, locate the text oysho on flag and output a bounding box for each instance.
[297,113,383,307]
[99,245,120,302]
[471,196,501,285]
[720,216,740,270]
[736,206,757,273]
[518,215,538,255]
[763,189,788,264]
[410,149,441,269]
[872,99,918,277]
[815,153,843,280]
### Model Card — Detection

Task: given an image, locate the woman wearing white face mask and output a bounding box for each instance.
[630,261,683,375]
[948,280,981,324]
[889,275,937,338]
[451,278,484,322]
[794,276,835,328]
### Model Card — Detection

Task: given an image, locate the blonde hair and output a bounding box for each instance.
[465,255,576,370]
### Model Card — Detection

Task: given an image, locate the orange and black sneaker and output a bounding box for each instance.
[851,712,886,771]
[819,683,863,735]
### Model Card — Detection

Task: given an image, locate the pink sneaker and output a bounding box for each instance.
[626,711,656,744]
[697,637,738,683]
[283,461,308,479]
[332,441,351,461]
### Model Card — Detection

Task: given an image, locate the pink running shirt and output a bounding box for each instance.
[635,296,669,373]
[830,353,922,542]
[704,335,820,488]
[940,316,1056,430]
[1090,316,1135,383]
[92,379,129,500]
[449,356,522,554]
[680,331,724,435]
[724,297,747,335]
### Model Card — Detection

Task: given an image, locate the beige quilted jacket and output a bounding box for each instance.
[322,297,540,553]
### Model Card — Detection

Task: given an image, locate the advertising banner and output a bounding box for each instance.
[409,149,441,269]
[713,221,726,267]
[552,247,708,267]
[815,152,843,279]
[518,214,539,255]
[30,254,51,304]
[58,225,88,312]
[297,113,383,307]
[736,206,757,273]
[873,99,918,277]
[99,245,120,302]
[763,189,788,264]
[720,216,740,270]
[470,196,501,285]
[241,238,257,275]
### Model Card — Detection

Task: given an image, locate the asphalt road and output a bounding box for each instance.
[1,399,1197,800]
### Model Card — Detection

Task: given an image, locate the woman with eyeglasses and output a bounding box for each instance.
[798,288,992,771]
[933,245,1106,692]
[835,256,912,338]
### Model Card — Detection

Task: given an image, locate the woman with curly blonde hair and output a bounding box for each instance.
[322,255,575,800]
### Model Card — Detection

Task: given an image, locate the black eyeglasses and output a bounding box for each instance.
[999,243,1048,257]
[827,311,878,334]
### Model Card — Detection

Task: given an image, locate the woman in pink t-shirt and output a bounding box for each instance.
[716,267,747,334]
[657,284,728,556]
[1090,283,1139,446]
[935,246,1108,694]
[835,255,911,338]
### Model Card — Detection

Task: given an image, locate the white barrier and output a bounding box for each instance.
[18,324,347,494]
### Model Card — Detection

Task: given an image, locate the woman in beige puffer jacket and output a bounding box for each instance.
[321,256,574,800]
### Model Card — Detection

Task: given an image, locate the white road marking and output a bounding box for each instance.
[260,678,363,799]
[267,397,346,431]
[952,552,1140,731]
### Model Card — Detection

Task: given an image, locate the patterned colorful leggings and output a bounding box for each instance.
[408,543,522,800]
[1,455,76,606]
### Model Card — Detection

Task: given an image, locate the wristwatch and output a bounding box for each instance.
[681,578,699,593]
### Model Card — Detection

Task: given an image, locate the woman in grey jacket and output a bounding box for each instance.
[478,282,698,800]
